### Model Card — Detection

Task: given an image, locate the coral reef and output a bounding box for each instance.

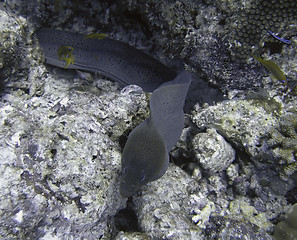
[0,8,27,86]
[192,128,236,173]
[191,97,297,179]
[191,98,280,158]
[0,0,297,239]
[266,112,297,179]
[0,71,144,238]
[227,0,297,62]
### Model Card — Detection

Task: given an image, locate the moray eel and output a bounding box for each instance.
[36,28,176,92]
[120,71,191,197]
[36,28,191,197]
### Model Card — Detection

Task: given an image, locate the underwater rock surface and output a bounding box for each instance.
[0,66,139,238]
[0,0,297,239]
[192,128,236,173]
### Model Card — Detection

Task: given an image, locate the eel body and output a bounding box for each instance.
[36,28,191,197]
[120,71,191,197]
[36,28,176,92]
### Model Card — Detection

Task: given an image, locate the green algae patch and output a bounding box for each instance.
[229,198,273,232]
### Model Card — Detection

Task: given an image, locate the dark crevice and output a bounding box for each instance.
[285,185,297,204]
[72,196,87,213]
[263,41,283,54]
[114,198,140,232]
